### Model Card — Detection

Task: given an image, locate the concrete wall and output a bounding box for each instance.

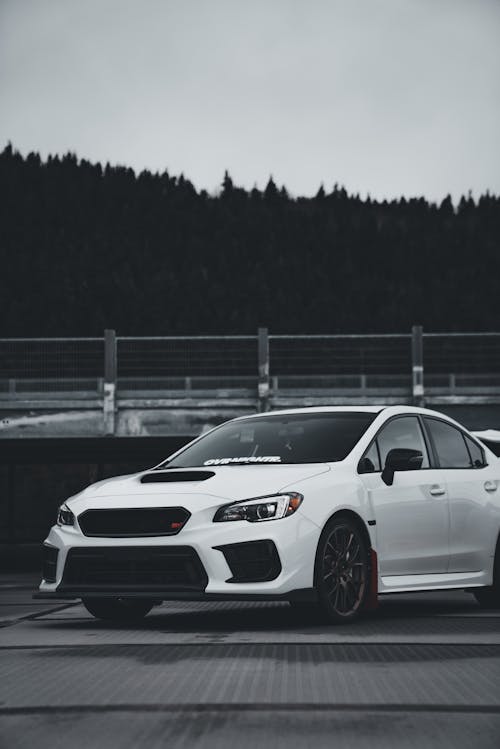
[2,397,500,440]
[0,437,190,544]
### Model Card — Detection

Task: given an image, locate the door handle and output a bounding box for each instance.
[484,481,498,493]
[429,485,446,496]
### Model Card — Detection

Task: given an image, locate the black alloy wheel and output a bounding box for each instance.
[315,516,370,623]
[82,597,155,621]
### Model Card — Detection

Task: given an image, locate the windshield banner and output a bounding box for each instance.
[203,456,282,466]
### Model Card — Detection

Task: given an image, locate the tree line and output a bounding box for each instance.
[0,144,499,335]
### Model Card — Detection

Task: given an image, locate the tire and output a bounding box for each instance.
[82,597,155,621]
[314,516,370,623]
[473,538,500,609]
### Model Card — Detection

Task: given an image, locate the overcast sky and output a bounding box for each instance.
[1,0,499,201]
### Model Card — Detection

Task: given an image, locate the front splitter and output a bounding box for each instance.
[34,587,317,603]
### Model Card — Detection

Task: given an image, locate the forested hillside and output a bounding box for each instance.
[0,144,499,335]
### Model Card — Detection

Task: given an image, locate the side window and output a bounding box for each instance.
[377,417,429,468]
[464,434,486,468]
[425,419,472,468]
[358,441,381,473]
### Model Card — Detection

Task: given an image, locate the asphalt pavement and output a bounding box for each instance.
[1,574,499,749]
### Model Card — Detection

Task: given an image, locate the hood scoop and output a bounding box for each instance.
[140,470,215,484]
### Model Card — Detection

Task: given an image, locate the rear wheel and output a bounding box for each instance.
[473,538,500,609]
[314,516,370,623]
[82,597,154,621]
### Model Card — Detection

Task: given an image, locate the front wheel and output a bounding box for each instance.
[314,517,370,623]
[82,597,155,621]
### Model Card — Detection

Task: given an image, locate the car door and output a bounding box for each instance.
[423,417,499,574]
[358,415,450,577]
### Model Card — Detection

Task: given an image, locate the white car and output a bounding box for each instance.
[37,405,500,623]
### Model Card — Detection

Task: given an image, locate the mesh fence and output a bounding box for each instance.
[423,333,500,374]
[0,333,499,396]
[116,336,258,392]
[269,335,412,375]
[0,338,104,393]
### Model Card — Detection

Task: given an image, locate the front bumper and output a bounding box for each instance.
[37,509,320,601]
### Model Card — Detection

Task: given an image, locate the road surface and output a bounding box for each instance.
[1,576,499,748]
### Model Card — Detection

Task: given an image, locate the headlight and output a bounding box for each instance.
[56,503,75,526]
[213,492,303,523]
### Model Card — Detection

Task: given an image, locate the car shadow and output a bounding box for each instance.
[35,590,500,639]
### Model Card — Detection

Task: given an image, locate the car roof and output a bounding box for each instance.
[233,406,384,421]
[233,405,462,422]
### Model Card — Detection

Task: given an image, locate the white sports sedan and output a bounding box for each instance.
[37,405,500,623]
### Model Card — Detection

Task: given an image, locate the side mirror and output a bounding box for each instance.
[381,448,423,486]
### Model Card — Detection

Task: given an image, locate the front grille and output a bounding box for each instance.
[61,546,208,591]
[42,545,58,582]
[78,507,190,537]
[215,540,282,583]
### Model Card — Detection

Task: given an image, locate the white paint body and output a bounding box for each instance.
[40,405,500,599]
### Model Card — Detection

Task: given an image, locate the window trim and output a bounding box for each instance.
[358,438,382,474]
[357,413,432,475]
[421,416,487,470]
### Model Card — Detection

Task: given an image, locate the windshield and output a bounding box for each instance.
[161,412,377,468]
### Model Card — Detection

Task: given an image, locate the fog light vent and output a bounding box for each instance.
[42,545,58,583]
[214,540,282,583]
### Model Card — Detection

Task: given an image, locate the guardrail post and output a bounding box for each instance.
[411,325,424,406]
[258,327,270,412]
[103,329,117,435]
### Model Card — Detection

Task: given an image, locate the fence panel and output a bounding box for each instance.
[423,333,500,375]
[269,334,412,375]
[116,336,258,394]
[0,338,104,395]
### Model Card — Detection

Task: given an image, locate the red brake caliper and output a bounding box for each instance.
[365,548,379,611]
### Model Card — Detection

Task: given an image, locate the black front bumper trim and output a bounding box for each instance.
[33,587,318,603]
[214,539,282,583]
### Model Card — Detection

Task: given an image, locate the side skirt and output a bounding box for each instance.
[378,569,490,594]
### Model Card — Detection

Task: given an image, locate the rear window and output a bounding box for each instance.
[464,435,486,467]
[425,418,471,468]
[162,412,377,468]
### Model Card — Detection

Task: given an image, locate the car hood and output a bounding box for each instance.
[66,463,331,515]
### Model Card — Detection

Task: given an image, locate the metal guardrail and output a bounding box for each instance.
[2,331,500,375]
[1,329,500,408]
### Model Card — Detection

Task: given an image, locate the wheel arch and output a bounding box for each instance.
[313,509,378,609]
[322,509,372,548]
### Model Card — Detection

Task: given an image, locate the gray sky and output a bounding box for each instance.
[1,0,499,201]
